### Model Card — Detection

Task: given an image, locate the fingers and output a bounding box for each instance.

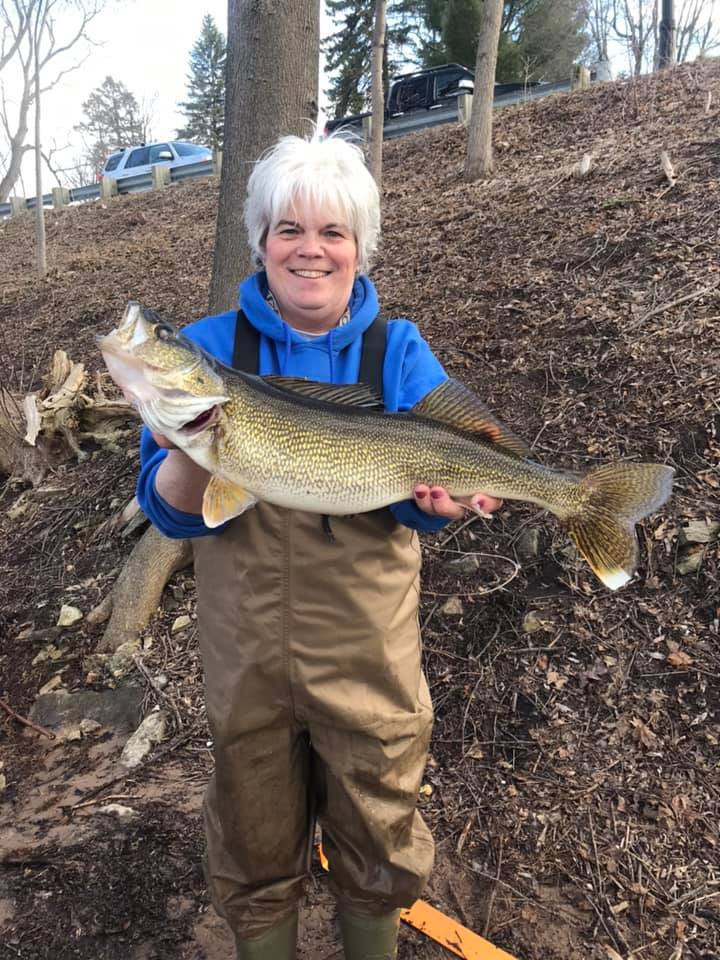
[152,431,178,450]
[414,486,503,519]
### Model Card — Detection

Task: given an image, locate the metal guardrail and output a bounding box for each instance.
[334,79,572,143]
[0,80,572,220]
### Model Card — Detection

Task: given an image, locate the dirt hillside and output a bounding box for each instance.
[1,61,719,960]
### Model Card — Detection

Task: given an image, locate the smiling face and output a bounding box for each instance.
[263,201,359,333]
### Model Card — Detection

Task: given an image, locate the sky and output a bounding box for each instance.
[10,0,332,195]
[5,2,715,197]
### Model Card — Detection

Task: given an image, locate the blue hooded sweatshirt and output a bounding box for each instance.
[137,272,451,537]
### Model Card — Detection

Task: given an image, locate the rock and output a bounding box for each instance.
[38,674,63,695]
[57,604,83,627]
[62,726,83,742]
[517,528,541,560]
[523,611,545,633]
[31,644,62,665]
[171,614,192,633]
[440,596,463,616]
[120,710,168,768]
[30,686,144,735]
[98,803,138,820]
[679,520,719,545]
[442,554,479,575]
[108,640,140,677]
[15,624,34,641]
[677,544,704,576]
[79,718,103,736]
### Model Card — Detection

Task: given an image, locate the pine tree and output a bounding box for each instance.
[75,76,148,177]
[323,1,416,119]
[176,15,226,150]
[442,0,483,67]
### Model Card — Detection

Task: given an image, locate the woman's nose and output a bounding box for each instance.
[297,232,323,256]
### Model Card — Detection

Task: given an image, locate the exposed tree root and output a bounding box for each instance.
[96,528,193,653]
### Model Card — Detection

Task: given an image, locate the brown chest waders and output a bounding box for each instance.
[193,312,434,954]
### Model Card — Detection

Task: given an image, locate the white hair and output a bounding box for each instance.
[244,134,380,273]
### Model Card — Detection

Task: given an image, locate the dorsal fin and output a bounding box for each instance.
[411,379,531,459]
[263,375,384,410]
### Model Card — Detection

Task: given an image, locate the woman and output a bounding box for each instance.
[137,134,501,960]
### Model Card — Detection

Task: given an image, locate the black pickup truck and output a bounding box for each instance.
[324,63,475,137]
[324,62,538,137]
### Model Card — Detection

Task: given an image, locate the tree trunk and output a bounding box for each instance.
[208,0,320,314]
[33,28,47,279]
[464,0,503,183]
[657,0,675,68]
[368,0,387,187]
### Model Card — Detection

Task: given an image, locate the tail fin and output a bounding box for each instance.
[565,463,674,590]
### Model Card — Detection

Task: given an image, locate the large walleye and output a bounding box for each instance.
[100,302,674,591]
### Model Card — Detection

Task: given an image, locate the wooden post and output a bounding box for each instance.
[457,92,473,126]
[213,149,223,176]
[10,197,28,217]
[151,165,171,190]
[100,176,118,200]
[362,114,372,144]
[52,187,70,209]
[571,64,590,91]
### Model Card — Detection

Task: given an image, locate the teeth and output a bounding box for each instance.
[292,270,328,278]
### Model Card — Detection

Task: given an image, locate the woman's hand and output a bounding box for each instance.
[413,485,502,520]
[152,431,177,450]
[152,433,211,514]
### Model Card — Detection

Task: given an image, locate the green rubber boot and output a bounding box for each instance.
[338,908,401,960]
[234,911,298,960]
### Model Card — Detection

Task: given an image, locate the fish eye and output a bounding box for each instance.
[155,323,176,341]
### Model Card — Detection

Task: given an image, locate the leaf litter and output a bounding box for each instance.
[0,60,719,959]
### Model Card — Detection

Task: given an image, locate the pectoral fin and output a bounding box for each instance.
[202,476,257,527]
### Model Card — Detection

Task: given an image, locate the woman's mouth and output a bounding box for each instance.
[290,269,329,279]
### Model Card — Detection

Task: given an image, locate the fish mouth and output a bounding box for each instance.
[179,404,220,434]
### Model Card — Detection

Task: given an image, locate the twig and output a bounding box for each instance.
[72,793,139,811]
[482,835,503,939]
[706,90,712,115]
[627,281,719,330]
[0,696,56,739]
[68,721,200,812]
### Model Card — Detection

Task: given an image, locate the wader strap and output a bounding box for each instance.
[232,309,260,373]
[232,310,388,399]
[358,315,387,399]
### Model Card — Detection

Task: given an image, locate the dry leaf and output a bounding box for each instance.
[631,716,659,748]
[605,946,625,960]
[667,650,693,667]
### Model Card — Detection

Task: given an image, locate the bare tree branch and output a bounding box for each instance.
[0,0,103,202]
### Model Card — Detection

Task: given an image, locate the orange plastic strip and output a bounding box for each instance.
[316,846,517,960]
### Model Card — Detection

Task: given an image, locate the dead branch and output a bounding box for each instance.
[0,696,56,739]
[660,149,677,187]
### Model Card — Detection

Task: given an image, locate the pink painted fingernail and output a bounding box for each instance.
[430,489,443,500]
[415,488,427,499]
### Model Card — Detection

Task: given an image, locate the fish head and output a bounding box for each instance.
[99,302,229,446]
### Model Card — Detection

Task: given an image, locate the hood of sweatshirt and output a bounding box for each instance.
[237,271,379,382]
